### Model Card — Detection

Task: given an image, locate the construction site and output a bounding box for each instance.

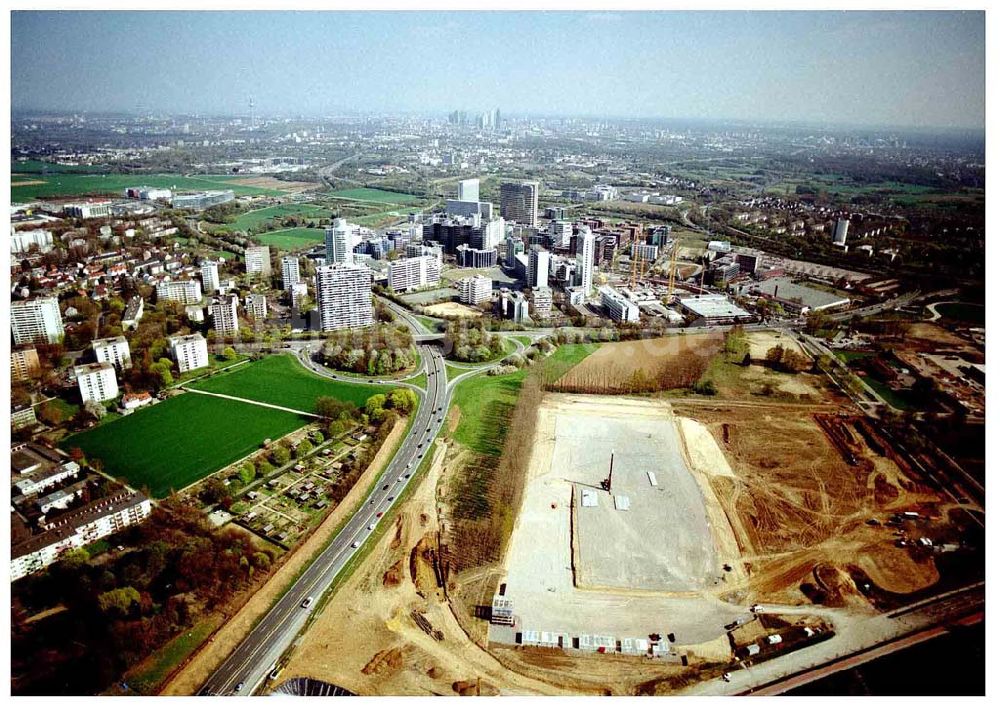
[268,332,981,695]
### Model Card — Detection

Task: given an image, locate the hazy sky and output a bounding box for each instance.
[11,11,985,130]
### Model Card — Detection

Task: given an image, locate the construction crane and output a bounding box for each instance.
[601,450,615,493]
[665,241,681,302]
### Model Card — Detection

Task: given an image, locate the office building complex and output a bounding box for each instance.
[388,255,442,293]
[245,245,272,279]
[456,244,498,269]
[500,180,539,227]
[156,279,203,305]
[599,286,640,323]
[281,255,301,290]
[209,294,240,337]
[171,190,235,210]
[92,336,132,370]
[548,221,572,249]
[168,333,210,373]
[10,297,64,345]
[497,288,530,323]
[325,218,359,264]
[456,275,493,305]
[315,263,374,331]
[74,363,119,403]
[527,245,550,289]
[457,178,480,202]
[200,260,220,294]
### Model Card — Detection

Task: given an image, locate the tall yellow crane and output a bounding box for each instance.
[665,241,680,302]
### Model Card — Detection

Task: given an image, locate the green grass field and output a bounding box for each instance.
[254,228,325,251]
[188,354,389,410]
[450,344,597,456]
[228,203,330,232]
[12,160,109,174]
[63,393,310,498]
[328,187,424,205]
[10,173,284,202]
[451,370,527,456]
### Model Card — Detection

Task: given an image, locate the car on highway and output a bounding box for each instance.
[376,511,384,518]
[268,667,282,681]
[368,523,375,531]
[388,495,394,502]
[351,541,360,548]
[383,484,390,490]
[301,596,314,609]
[235,682,245,692]
[397,476,403,482]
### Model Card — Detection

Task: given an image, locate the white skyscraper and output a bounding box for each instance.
[200,260,220,294]
[281,255,301,290]
[245,246,271,279]
[10,297,64,345]
[156,279,203,305]
[315,263,374,331]
[575,226,595,295]
[324,218,359,264]
[457,178,480,202]
[549,221,572,249]
[456,275,493,305]
[527,245,550,289]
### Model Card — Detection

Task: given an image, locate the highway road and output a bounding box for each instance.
[199,342,450,696]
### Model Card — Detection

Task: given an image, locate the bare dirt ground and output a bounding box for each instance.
[744,330,810,361]
[278,443,586,695]
[423,301,484,319]
[668,403,956,605]
[161,419,407,695]
[228,176,322,192]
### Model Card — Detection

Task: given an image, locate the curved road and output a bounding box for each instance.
[199,342,449,696]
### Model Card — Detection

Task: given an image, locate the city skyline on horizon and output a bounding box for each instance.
[11,11,987,132]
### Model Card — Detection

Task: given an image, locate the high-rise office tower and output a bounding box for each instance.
[457,178,480,203]
[324,218,358,264]
[527,245,550,289]
[500,181,539,228]
[315,263,374,331]
[575,225,595,295]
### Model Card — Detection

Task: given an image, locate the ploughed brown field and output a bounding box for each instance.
[552,334,722,394]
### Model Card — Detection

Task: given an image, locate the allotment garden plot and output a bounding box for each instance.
[66,355,389,499]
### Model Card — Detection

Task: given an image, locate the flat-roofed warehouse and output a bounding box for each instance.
[752,276,852,313]
[678,295,753,325]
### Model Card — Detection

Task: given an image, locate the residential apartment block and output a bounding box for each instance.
[315,263,374,331]
[74,362,119,403]
[92,335,132,369]
[168,333,210,373]
[10,297,64,345]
